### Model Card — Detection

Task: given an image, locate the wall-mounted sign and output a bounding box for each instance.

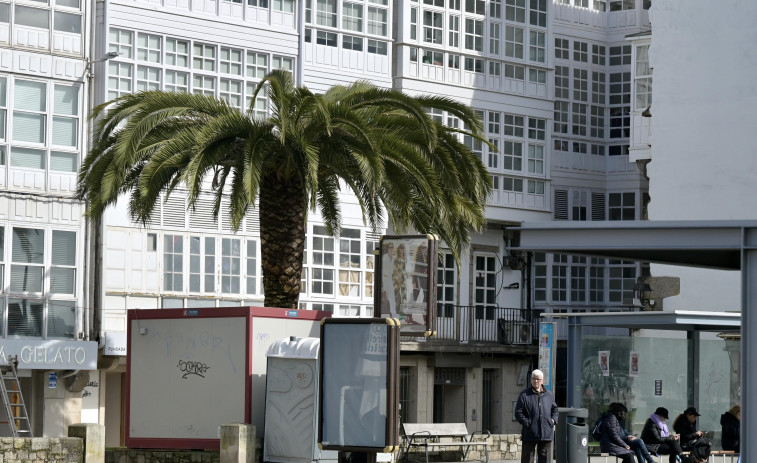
[654,379,662,396]
[104,331,127,357]
[0,340,98,370]
[49,372,57,389]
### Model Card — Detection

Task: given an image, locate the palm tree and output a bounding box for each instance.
[77,70,492,309]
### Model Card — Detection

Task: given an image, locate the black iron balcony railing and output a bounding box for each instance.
[434,304,543,345]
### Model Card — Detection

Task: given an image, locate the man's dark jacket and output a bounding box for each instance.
[514,386,559,442]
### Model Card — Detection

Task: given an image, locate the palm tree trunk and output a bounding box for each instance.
[259,172,307,309]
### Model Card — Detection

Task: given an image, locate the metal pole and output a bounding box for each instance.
[740,227,756,463]
[567,317,582,409]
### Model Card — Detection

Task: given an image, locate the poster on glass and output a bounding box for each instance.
[318,318,400,452]
[374,235,437,336]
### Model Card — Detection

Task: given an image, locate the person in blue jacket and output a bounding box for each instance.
[514,369,559,463]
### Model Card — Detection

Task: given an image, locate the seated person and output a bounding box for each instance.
[640,407,685,463]
[720,405,740,452]
[673,407,711,463]
[612,403,655,463]
[598,402,635,463]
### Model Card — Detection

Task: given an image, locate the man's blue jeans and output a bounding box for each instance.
[628,438,655,463]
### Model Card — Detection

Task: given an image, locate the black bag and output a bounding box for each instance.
[591,417,603,441]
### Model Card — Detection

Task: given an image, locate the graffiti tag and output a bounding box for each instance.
[178,360,210,379]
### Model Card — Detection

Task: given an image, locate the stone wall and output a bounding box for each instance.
[0,437,83,462]
[105,448,220,463]
[101,433,523,463]
[399,433,522,461]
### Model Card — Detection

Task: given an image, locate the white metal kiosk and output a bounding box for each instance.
[264,337,338,463]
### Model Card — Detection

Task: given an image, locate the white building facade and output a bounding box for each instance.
[0,0,101,438]
[0,0,657,443]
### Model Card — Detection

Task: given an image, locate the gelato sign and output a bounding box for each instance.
[0,340,98,370]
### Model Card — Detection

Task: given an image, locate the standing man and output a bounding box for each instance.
[515,369,559,463]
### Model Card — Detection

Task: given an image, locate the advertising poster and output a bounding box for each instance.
[374,235,437,336]
[629,352,639,376]
[538,322,557,391]
[599,351,610,377]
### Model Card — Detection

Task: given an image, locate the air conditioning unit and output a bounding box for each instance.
[510,322,533,345]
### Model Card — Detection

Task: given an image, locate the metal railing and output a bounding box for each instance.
[435,304,542,345]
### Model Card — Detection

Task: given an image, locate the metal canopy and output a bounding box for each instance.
[541,310,741,332]
[513,220,757,270]
[513,220,754,462]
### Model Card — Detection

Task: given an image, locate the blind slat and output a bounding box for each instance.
[12,228,44,263]
[53,85,78,115]
[50,267,75,294]
[51,230,75,265]
[50,151,78,172]
[14,80,46,111]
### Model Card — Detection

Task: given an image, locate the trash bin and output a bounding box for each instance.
[554,407,588,463]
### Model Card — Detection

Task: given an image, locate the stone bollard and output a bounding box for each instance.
[220,423,256,463]
[69,423,105,463]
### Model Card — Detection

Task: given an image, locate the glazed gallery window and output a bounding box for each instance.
[1,78,79,173]
[7,2,83,55]
[635,44,652,109]
[316,0,337,27]
[166,38,190,68]
[423,10,442,44]
[338,228,362,297]
[13,80,46,144]
[11,228,44,293]
[6,228,77,338]
[342,1,363,31]
[311,225,335,295]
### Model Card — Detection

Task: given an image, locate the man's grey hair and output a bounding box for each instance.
[531,369,544,378]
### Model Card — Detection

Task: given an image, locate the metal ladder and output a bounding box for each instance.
[0,356,31,437]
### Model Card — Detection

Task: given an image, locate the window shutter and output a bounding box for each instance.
[189,197,218,230]
[162,194,186,228]
[50,151,77,172]
[12,228,44,263]
[14,80,46,111]
[221,198,233,231]
[553,189,568,220]
[591,192,606,220]
[52,117,77,146]
[245,209,260,234]
[10,265,43,291]
[49,267,75,294]
[54,85,78,115]
[51,230,75,265]
[12,113,45,144]
[7,299,43,337]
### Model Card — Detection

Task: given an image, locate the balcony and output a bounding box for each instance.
[428,304,543,346]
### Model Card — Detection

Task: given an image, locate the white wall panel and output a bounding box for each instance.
[0,24,9,45]
[14,27,50,51]
[0,49,11,70]
[108,1,298,56]
[52,57,85,80]
[52,32,82,55]
[0,196,8,219]
[11,168,45,190]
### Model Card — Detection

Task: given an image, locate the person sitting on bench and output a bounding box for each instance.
[597,403,635,463]
[641,407,686,463]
